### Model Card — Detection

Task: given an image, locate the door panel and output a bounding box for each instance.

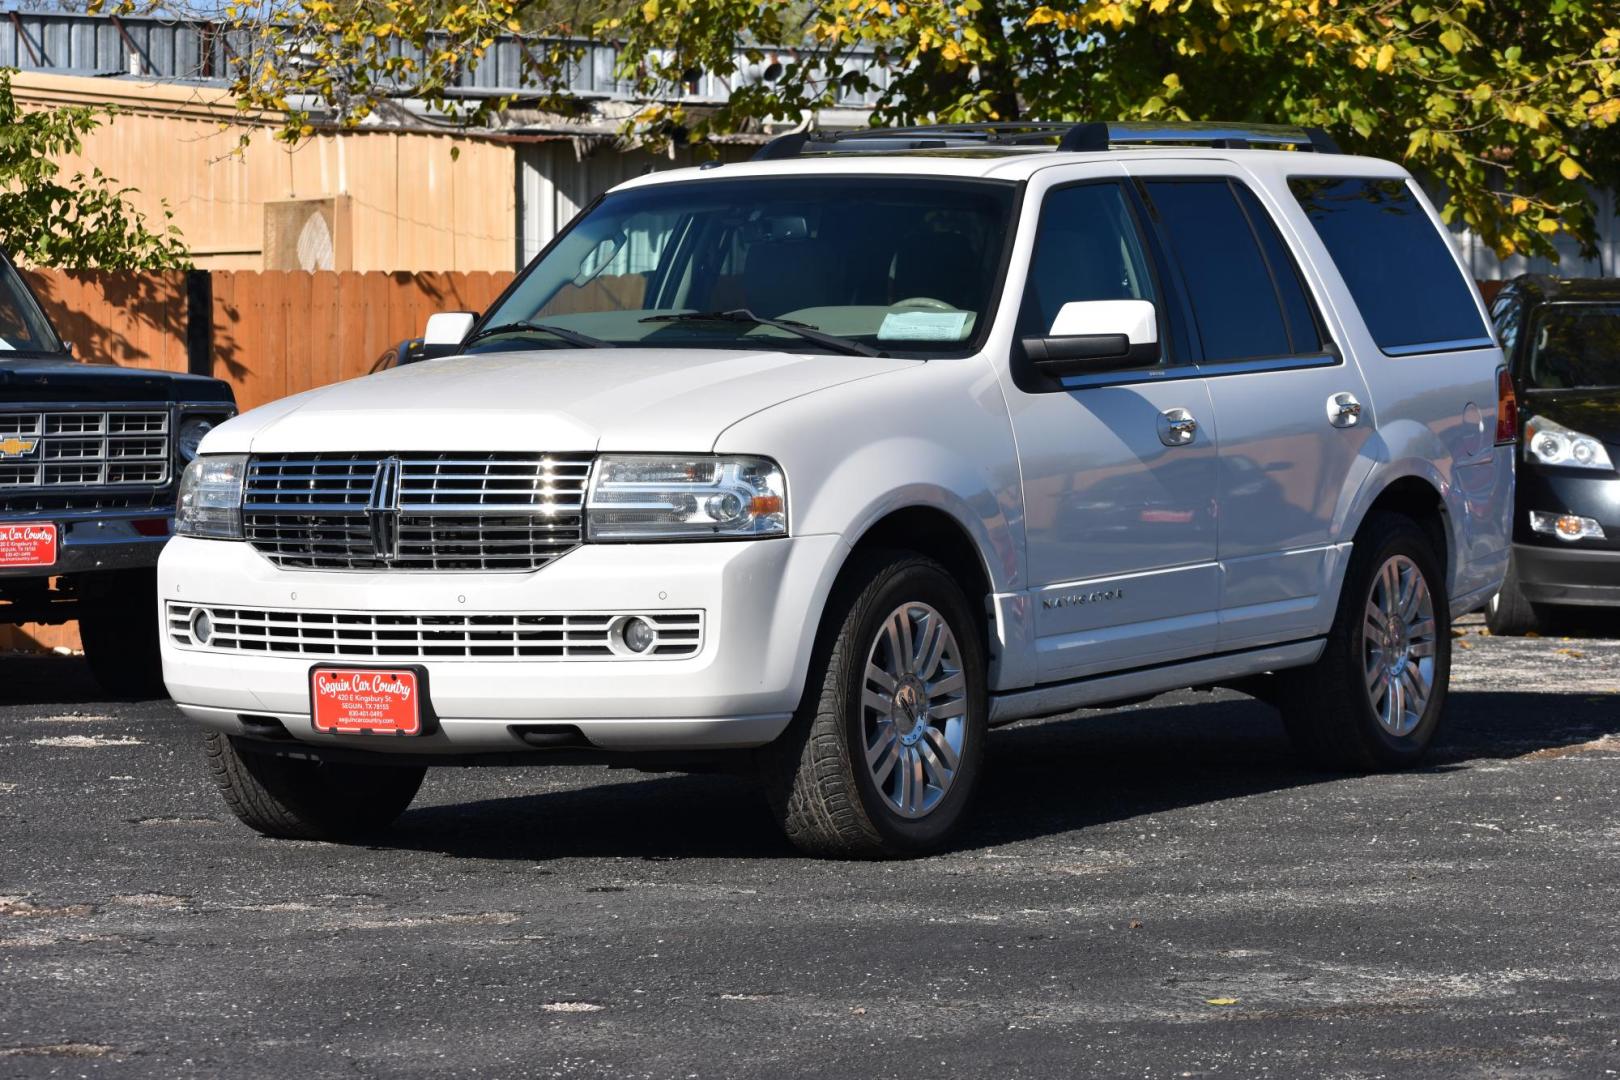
[1016,380,1220,681]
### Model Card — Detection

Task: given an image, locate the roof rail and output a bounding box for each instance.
[752,120,1341,161]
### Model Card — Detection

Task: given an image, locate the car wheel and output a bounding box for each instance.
[1280,512,1450,771]
[78,569,166,699]
[203,732,426,841]
[1485,556,1545,637]
[760,552,987,859]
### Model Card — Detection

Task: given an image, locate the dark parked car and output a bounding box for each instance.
[1,251,235,693]
[1486,274,1620,634]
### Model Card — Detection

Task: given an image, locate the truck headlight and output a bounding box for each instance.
[586,455,786,541]
[176,416,220,462]
[1525,416,1613,471]
[176,454,248,539]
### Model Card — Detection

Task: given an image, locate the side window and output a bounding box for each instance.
[1289,177,1490,354]
[1232,184,1324,354]
[1141,180,1293,362]
[1019,182,1156,342]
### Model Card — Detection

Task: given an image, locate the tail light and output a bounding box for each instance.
[1495,367,1518,445]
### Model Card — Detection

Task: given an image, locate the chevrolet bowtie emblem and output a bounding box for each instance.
[0,436,39,459]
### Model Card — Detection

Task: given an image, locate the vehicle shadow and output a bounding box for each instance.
[0,654,110,707]
[384,687,1620,861]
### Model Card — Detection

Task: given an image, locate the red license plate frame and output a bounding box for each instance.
[0,522,57,568]
[308,665,434,736]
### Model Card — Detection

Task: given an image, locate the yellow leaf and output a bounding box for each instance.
[1206,998,1239,1006]
[642,0,659,19]
[1439,28,1463,53]
[1538,218,1560,234]
[1559,157,1584,181]
[1510,196,1529,214]
[1375,43,1395,72]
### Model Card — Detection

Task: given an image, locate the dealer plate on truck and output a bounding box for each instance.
[309,667,426,736]
[0,523,57,568]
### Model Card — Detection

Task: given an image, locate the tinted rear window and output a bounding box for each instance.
[1290,177,1488,354]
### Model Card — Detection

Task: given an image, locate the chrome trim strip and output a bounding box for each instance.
[1381,337,1497,357]
[1053,351,1339,391]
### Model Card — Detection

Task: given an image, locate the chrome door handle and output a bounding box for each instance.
[1157,408,1198,447]
[1328,392,1362,428]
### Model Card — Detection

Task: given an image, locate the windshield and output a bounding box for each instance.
[1526,303,1620,391]
[473,176,1018,356]
[0,255,63,355]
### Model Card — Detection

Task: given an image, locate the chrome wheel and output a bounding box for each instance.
[1362,554,1437,738]
[860,602,968,819]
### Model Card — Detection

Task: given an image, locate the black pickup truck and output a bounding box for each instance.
[1,252,235,694]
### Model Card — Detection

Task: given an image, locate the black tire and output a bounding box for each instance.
[78,569,166,699]
[758,552,988,859]
[203,732,426,841]
[1279,512,1451,771]
[1485,556,1545,636]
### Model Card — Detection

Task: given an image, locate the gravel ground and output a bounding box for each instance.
[1,613,1618,1079]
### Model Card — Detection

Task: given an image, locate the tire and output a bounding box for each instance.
[203,732,426,841]
[1485,556,1545,637]
[79,569,166,699]
[759,552,988,859]
[1279,512,1451,771]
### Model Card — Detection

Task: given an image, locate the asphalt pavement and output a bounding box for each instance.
[2,613,1618,1079]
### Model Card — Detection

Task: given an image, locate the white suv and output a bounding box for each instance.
[161,122,1514,857]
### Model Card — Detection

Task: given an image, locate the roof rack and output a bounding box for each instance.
[753,120,1341,160]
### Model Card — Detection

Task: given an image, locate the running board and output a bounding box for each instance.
[988,639,1325,726]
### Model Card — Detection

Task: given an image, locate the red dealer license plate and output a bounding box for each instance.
[309,667,427,736]
[0,523,57,568]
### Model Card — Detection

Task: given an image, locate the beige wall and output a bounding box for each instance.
[11,72,517,273]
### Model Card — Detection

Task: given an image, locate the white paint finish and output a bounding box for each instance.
[422,311,475,345]
[170,141,1514,758]
[1048,299,1159,342]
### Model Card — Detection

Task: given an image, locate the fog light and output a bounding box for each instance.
[621,617,656,654]
[189,607,215,645]
[1529,510,1605,542]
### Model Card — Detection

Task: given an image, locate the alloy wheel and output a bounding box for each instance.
[860,602,968,819]
[1362,554,1438,738]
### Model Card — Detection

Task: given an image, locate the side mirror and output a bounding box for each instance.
[1021,299,1160,377]
[423,311,477,347]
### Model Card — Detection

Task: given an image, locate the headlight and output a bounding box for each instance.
[176,454,248,539]
[1525,416,1613,471]
[586,455,786,541]
[176,416,219,462]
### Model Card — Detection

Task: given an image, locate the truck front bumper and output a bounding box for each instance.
[1512,542,1620,607]
[1,507,172,584]
[158,533,846,755]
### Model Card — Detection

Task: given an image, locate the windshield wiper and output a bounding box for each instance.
[639,309,885,358]
[465,320,614,349]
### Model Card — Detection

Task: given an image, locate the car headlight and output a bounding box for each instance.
[586,455,786,541]
[1525,416,1614,471]
[176,416,220,462]
[176,454,248,539]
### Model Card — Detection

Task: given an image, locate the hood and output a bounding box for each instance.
[207,348,917,455]
[0,356,233,405]
[1522,387,1620,446]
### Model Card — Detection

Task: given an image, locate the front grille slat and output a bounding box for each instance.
[0,409,171,492]
[243,452,593,572]
[167,603,702,661]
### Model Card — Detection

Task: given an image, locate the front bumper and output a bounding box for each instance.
[1512,542,1620,607]
[158,533,845,754]
[0,507,172,582]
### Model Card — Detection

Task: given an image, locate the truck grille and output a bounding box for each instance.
[0,409,171,490]
[166,603,703,661]
[242,452,593,572]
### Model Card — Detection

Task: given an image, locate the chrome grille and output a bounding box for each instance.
[166,603,703,661]
[242,452,593,571]
[0,409,171,489]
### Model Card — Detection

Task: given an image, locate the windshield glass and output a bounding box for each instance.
[473,176,1018,356]
[1527,303,1620,390]
[0,256,62,355]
